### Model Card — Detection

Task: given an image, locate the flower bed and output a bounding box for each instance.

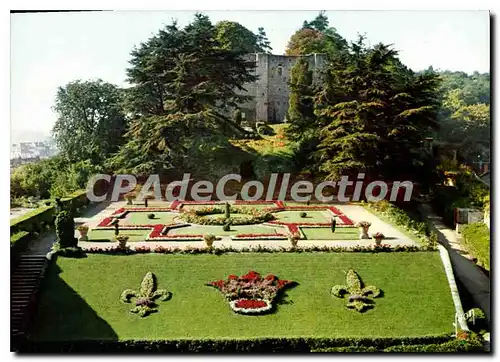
[180,206,275,226]
[231,233,288,240]
[207,271,295,315]
[265,206,355,227]
[82,243,436,254]
[146,224,196,241]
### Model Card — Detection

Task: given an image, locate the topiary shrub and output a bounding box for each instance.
[257,125,275,136]
[300,212,307,218]
[147,213,155,220]
[55,210,77,248]
[222,223,231,232]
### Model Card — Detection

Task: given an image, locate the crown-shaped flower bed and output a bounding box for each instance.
[208,271,295,315]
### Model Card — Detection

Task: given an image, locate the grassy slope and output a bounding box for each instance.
[31,252,455,341]
[461,222,490,271]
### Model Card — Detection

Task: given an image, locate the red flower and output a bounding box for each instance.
[228,274,238,280]
[265,274,276,281]
[241,271,261,281]
[277,280,291,289]
[97,217,113,227]
[235,299,268,309]
[170,200,181,210]
[112,208,126,215]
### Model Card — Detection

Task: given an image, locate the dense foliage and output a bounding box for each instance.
[55,210,77,248]
[297,36,441,184]
[461,222,490,271]
[109,13,258,176]
[286,57,315,142]
[285,11,348,57]
[434,71,490,165]
[52,79,128,165]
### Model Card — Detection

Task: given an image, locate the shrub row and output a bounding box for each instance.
[313,339,484,353]
[364,200,436,247]
[10,190,89,236]
[19,335,455,353]
[461,223,490,271]
[10,231,35,253]
[80,243,437,256]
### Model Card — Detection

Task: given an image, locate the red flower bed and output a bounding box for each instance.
[147,225,167,239]
[235,299,268,309]
[234,233,287,238]
[97,217,113,227]
[170,200,181,210]
[208,270,294,315]
[112,208,126,215]
[122,207,172,212]
[287,224,300,235]
[337,214,354,226]
[160,234,204,238]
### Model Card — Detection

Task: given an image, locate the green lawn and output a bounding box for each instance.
[168,224,287,236]
[88,229,150,242]
[274,210,331,223]
[301,227,359,240]
[31,252,455,341]
[122,211,178,225]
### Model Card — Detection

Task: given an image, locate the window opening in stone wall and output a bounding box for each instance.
[277,65,283,76]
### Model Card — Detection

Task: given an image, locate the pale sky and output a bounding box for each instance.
[10,10,490,143]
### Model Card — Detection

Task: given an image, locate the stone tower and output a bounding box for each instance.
[236,53,327,124]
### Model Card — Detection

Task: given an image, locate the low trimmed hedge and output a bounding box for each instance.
[364,201,434,247]
[19,335,455,353]
[10,191,89,236]
[461,223,490,271]
[81,243,437,256]
[10,231,35,253]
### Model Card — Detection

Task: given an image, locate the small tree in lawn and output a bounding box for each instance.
[225,202,231,219]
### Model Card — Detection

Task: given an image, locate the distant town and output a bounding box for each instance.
[10,138,58,168]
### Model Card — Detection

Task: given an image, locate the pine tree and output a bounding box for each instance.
[256,27,273,53]
[312,37,440,180]
[286,57,315,142]
[110,13,258,175]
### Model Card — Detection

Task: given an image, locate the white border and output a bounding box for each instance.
[437,244,469,331]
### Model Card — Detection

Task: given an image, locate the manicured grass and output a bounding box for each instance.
[88,229,150,242]
[31,252,455,341]
[461,222,490,271]
[274,210,331,223]
[168,224,287,236]
[301,227,359,240]
[124,201,172,208]
[123,211,178,225]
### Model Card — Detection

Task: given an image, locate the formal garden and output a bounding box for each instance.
[7,195,481,352]
[10,11,489,353]
[81,200,362,245]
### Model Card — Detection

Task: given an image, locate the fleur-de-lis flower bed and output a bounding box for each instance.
[208,271,295,315]
[120,272,172,317]
[331,269,381,312]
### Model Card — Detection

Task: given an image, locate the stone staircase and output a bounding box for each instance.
[11,253,49,348]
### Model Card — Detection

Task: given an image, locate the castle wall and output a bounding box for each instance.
[235,53,327,124]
